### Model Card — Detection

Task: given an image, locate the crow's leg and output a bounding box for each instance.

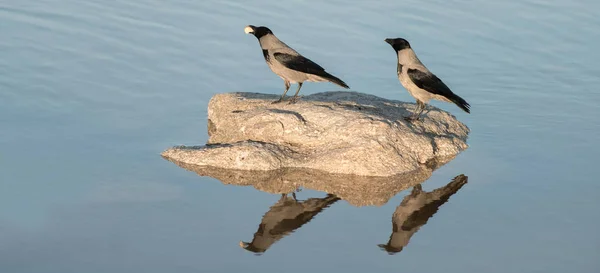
[273,80,291,104]
[288,82,303,104]
[404,100,425,121]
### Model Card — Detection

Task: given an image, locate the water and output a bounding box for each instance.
[1,0,599,272]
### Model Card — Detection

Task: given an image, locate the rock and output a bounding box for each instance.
[163,155,457,207]
[162,91,469,177]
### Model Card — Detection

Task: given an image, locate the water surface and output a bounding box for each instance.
[1,0,599,272]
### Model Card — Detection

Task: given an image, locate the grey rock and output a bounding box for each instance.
[162,91,469,177]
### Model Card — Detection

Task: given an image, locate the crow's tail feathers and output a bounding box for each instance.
[448,93,470,113]
[320,71,350,89]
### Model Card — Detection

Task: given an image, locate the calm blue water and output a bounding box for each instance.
[1,0,599,272]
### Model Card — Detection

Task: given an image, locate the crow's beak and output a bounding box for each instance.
[244,25,255,34]
[384,38,393,45]
[378,243,403,254]
[239,241,249,248]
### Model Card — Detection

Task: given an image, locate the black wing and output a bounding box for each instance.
[408,68,470,113]
[407,68,454,97]
[273,53,325,75]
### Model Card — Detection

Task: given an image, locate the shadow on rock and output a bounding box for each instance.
[378,174,468,255]
[240,192,340,254]
[234,91,414,122]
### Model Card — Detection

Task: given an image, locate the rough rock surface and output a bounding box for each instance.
[162,91,469,177]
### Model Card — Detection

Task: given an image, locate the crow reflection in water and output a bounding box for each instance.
[240,192,340,254]
[379,174,468,254]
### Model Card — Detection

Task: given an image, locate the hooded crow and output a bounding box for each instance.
[385,38,470,121]
[245,25,350,104]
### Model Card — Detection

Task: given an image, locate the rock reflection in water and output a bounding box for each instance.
[163,155,456,207]
[163,155,466,254]
[378,174,468,254]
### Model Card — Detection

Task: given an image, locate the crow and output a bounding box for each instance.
[385,38,470,121]
[245,25,349,104]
